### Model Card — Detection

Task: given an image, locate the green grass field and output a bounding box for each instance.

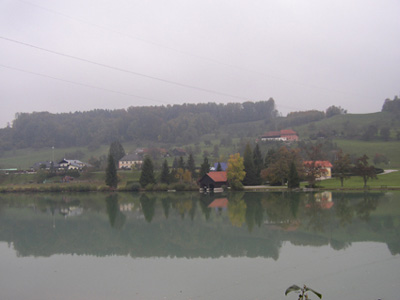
[334,139,400,168]
[308,170,400,189]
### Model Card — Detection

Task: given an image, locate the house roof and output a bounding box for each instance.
[208,198,228,208]
[207,171,228,183]
[31,161,59,169]
[303,161,333,168]
[120,153,142,161]
[280,129,297,136]
[262,131,281,138]
[261,129,297,138]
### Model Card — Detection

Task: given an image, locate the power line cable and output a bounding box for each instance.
[0,63,171,105]
[15,0,371,101]
[0,35,249,101]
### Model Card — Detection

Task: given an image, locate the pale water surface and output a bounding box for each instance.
[0,191,399,300]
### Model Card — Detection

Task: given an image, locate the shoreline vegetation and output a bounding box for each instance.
[1,170,398,193]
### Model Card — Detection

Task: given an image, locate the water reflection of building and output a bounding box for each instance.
[208,198,228,212]
[314,191,333,209]
[60,206,83,218]
[119,203,134,212]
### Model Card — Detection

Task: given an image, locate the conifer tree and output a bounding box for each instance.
[178,156,185,169]
[109,141,125,167]
[243,143,257,185]
[160,159,170,184]
[253,144,263,184]
[139,155,156,188]
[105,154,118,188]
[288,160,300,188]
[186,153,196,177]
[199,156,210,178]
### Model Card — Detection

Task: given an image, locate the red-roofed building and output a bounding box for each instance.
[303,161,333,179]
[261,129,298,142]
[198,171,228,190]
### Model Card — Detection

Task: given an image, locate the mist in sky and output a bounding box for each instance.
[1,0,399,128]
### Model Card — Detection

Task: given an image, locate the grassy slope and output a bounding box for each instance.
[334,139,400,168]
[294,111,400,168]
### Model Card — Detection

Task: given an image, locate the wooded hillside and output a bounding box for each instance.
[0,100,277,150]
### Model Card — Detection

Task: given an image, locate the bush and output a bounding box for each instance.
[145,183,155,191]
[153,183,168,191]
[230,181,244,191]
[124,181,141,192]
[169,183,186,191]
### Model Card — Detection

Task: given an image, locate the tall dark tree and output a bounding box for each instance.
[243,143,257,185]
[216,162,222,171]
[186,153,196,177]
[109,141,125,167]
[264,149,276,168]
[105,154,118,188]
[199,156,210,178]
[172,157,178,169]
[287,160,300,188]
[178,156,186,169]
[139,155,156,188]
[160,159,170,184]
[253,143,263,184]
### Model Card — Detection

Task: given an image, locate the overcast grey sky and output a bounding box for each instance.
[1,0,399,128]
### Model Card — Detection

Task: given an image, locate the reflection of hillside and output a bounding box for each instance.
[0,191,399,258]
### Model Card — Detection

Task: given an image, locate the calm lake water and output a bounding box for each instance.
[0,191,399,300]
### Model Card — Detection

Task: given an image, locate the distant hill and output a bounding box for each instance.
[0,100,277,151]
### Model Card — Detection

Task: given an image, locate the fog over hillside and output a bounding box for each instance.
[1,0,399,127]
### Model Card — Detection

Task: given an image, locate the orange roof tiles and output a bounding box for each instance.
[303,161,333,168]
[207,171,228,182]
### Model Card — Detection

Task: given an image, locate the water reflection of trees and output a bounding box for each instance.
[0,191,399,258]
[105,194,126,229]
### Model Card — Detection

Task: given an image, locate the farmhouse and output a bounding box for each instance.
[303,160,333,179]
[58,159,89,171]
[261,129,299,142]
[119,153,143,169]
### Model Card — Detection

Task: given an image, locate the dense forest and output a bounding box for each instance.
[0,100,277,150]
[1,96,399,152]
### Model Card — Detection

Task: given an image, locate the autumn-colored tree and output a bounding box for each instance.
[227,153,246,190]
[304,144,325,188]
[176,168,192,183]
[261,146,303,186]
